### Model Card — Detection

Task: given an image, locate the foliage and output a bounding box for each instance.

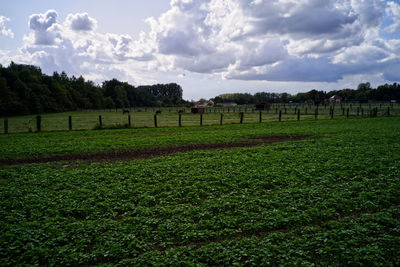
[211,83,400,104]
[0,63,184,116]
[1,62,399,117]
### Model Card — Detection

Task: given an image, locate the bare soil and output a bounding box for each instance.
[0,135,308,166]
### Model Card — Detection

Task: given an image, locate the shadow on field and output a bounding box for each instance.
[0,135,309,166]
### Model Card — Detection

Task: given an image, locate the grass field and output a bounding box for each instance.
[1,117,399,265]
[1,103,399,133]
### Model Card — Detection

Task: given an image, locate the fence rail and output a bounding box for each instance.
[1,103,400,134]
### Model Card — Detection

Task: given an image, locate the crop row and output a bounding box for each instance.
[1,116,400,161]
[1,118,400,265]
[119,206,400,266]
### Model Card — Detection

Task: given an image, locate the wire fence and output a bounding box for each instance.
[1,103,399,134]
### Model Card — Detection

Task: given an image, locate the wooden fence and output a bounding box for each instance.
[1,103,399,133]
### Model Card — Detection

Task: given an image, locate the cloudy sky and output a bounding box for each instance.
[0,0,399,100]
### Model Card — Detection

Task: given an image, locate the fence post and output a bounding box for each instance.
[387,107,390,116]
[330,107,334,119]
[154,114,158,128]
[99,115,102,128]
[220,113,223,125]
[259,111,262,123]
[179,113,182,127]
[361,108,364,117]
[346,108,349,118]
[297,109,300,121]
[69,116,72,130]
[4,118,8,134]
[200,114,203,126]
[240,112,244,124]
[315,108,318,120]
[36,115,41,132]
[279,110,282,122]
[305,107,308,115]
[128,114,131,127]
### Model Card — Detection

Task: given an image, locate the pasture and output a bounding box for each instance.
[1,103,399,133]
[0,116,399,265]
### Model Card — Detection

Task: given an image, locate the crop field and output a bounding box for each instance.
[1,117,400,265]
[1,103,399,133]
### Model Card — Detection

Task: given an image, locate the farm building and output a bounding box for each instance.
[194,100,211,107]
[329,95,342,103]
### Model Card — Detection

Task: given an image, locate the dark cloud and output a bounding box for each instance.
[227,57,344,82]
[382,61,400,81]
[249,3,357,37]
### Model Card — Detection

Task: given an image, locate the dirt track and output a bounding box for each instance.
[0,135,308,166]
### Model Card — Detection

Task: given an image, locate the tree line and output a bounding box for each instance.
[0,63,184,116]
[1,62,399,116]
[212,82,400,105]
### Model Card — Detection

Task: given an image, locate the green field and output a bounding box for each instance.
[1,117,400,265]
[1,103,399,133]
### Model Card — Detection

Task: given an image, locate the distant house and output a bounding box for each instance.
[216,102,237,107]
[330,95,342,103]
[194,100,209,107]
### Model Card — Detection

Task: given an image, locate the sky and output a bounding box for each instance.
[0,0,400,100]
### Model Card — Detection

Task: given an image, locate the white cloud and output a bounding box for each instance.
[65,12,97,31]
[0,49,12,65]
[28,10,59,45]
[0,16,14,38]
[134,0,398,83]
[236,39,288,69]
[385,1,400,33]
[5,0,400,98]
[13,10,153,85]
